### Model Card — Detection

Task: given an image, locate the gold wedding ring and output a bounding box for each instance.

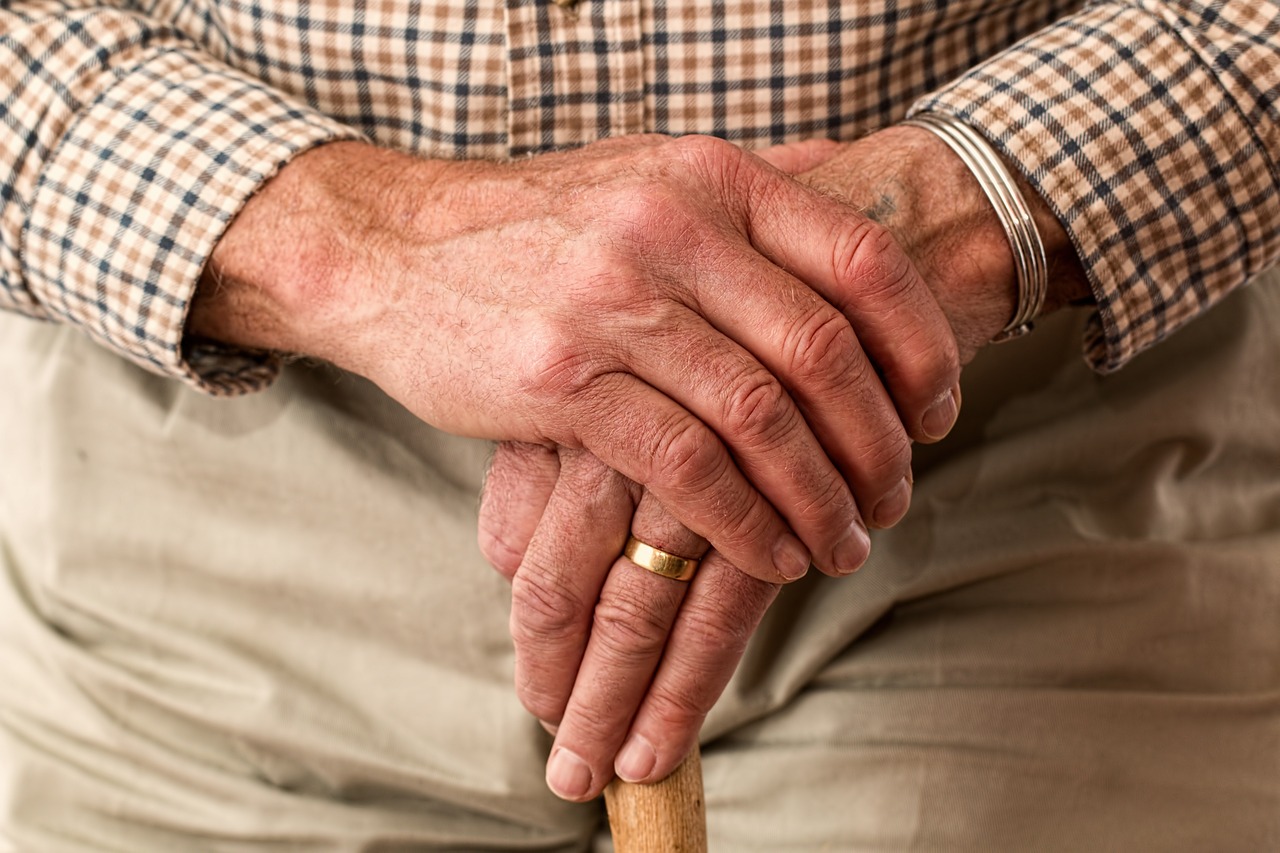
[623,536,700,582]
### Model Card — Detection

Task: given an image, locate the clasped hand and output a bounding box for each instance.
[473,136,968,802]
[195,129,969,805]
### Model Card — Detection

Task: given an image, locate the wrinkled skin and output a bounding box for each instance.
[192,126,1087,805]
[478,128,1090,801]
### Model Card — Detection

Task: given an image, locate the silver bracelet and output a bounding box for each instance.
[900,112,1047,343]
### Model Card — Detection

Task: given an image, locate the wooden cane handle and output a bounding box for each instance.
[604,744,707,852]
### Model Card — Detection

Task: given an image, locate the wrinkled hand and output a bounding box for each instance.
[481,441,776,802]
[482,126,1093,801]
[192,134,962,584]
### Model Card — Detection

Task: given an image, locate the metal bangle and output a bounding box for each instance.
[900,112,1048,343]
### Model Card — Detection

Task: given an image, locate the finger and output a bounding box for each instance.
[478,441,560,581]
[620,139,918,538]
[672,246,913,534]
[616,301,874,574]
[572,371,814,584]
[752,138,843,174]
[509,451,639,726]
[614,551,779,785]
[545,492,707,802]
[743,167,962,446]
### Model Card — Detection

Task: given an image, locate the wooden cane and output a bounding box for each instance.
[604,744,707,852]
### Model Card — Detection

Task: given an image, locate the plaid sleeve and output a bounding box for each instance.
[913,0,1280,373]
[2,3,363,394]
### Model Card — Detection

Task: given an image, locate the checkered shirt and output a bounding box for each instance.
[3,0,1278,392]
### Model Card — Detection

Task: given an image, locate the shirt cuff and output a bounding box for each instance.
[22,46,364,395]
[911,1,1280,373]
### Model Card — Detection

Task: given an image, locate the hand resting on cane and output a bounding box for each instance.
[481,124,1094,802]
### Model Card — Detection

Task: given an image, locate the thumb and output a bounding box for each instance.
[753,138,843,174]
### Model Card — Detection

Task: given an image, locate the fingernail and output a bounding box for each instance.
[832,519,871,574]
[546,747,593,801]
[615,734,657,783]
[773,533,811,581]
[539,720,559,736]
[872,476,912,528]
[922,385,961,441]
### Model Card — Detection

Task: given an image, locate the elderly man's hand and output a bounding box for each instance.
[481,125,1093,801]
[191,134,962,584]
[483,441,771,802]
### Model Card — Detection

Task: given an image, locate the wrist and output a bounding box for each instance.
[802,125,1091,361]
[187,140,445,373]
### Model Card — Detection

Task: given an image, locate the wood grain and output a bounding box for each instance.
[604,744,707,852]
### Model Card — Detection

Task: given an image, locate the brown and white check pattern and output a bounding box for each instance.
[2,0,1277,391]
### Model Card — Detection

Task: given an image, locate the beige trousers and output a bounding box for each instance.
[1,274,1278,851]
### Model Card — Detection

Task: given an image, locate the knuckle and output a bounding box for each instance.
[887,323,962,405]
[644,680,715,729]
[676,600,755,658]
[519,338,631,430]
[509,570,588,648]
[783,307,860,385]
[789,472,855,529]
[670,135,757,209]
[477,525,524,581]
[720,369,795,450]
[839,347,877,393]
[636,572,781,726]
[562,448,633,507]
[625,298,695,345]
[937,338,961,386]
[650,416,728,497]
[609,183,682,245]
[590,594,671,663]
[561,708,624,756]
[519,327,598,403]
[834,220,917,304]
[513,660,566,723]
[920,330,962,394]
[857,425,913,484]
[645,417,777,554]
[670,134,738,171]
[712,495,777,556]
